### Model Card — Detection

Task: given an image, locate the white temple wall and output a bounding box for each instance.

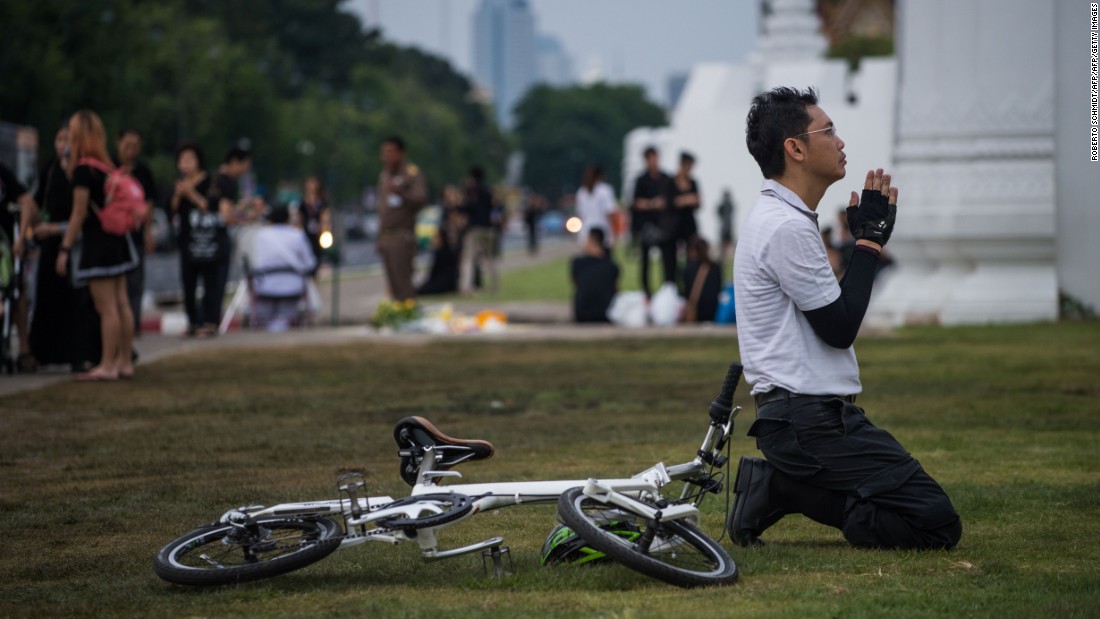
[873,0,1060,325]
[621,0,1094,323]
[1054,0,1100,313]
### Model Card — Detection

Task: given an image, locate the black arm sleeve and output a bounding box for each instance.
[802,247,879,349]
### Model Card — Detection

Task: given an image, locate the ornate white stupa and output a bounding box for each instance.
[752,0,829,62]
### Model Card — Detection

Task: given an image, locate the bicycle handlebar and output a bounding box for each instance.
[708,362,743,424]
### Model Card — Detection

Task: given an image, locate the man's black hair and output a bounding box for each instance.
[382,135,406,151]
[267,204,291,224]
[118,127,142,140]
[643,146,658,158]
[225,146,252,164]
[175,142,206,170]
[588,227,606,249]
[469,165,485,182]
[680,151,695,164]
[745,86,819,179]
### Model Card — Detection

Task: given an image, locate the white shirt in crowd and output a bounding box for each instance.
[247,224,317,298]
[733,179,861,397]
[574,181,617,244]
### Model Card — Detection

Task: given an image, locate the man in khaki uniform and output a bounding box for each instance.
[376,136,428,302]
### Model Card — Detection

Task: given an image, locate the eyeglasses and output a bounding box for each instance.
[791,125,838,140]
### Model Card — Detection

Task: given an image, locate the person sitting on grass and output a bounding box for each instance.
[570,228,619,323]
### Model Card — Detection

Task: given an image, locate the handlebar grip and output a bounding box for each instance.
[709,362,743,423]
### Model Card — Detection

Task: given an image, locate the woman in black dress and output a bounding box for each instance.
[56,110,139,381]
[28,125,100,370]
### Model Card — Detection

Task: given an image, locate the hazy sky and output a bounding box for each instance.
[347,0,760,105]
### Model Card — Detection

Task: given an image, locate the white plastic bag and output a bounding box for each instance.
[607,291,648,328]
[648,282,684,326]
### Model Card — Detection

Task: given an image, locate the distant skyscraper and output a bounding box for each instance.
[473,0,538,129]
[536,34,573,87]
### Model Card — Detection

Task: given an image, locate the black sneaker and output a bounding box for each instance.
[730,456,786,547]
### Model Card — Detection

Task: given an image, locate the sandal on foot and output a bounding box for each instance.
[75,369,119,382]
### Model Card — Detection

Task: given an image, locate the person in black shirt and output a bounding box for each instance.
[57,110,140,381]
[116,129,157,336]
[417,195,465,296]
[571,228,620,323]
[459,165,498,294]
[631,147,674,298]
[1,160,37,370]
[171,143,228,338]
[669,151,701,291]
[682,237,721,323]
[28,125,100,371]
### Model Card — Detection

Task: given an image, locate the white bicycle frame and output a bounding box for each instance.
[222,407,738,563]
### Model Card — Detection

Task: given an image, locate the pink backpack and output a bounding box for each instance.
[77,158,148,236]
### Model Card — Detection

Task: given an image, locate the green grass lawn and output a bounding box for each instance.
[443,246,731,304]
[2,323,1098,617]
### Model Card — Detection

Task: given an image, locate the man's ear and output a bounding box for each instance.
[783,137,806,164]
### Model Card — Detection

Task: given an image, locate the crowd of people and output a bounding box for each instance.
[0,106,889,377]
[0,109,330,380]
[403,158,512,302]
[568,147,734,325]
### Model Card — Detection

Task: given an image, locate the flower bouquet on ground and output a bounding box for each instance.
[370,298,422,331]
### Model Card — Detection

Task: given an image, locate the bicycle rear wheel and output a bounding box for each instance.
[557,487,737,588]
[154,516,342,586]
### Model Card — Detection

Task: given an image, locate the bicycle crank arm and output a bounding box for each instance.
[422,536,505,561]
[581,479,700,523]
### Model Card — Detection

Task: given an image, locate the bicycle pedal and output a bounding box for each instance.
[481,545,513,579]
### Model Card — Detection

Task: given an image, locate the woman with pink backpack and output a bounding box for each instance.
[56,109,141,381]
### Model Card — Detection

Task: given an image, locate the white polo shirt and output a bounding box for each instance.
[575,181,617,245]
[248,224,317,298]
[733,179,861,396]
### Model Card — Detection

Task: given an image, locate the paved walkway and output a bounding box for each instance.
[0,239,737,397]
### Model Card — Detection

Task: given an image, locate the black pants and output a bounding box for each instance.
[639,239,677,298]
[749,396,962,550]
[181,257,229,328]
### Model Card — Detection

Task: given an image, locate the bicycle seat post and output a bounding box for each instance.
[336,471,368,521]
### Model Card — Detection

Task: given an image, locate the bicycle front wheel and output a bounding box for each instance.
[557,487,738,588]
[154,516,342,586]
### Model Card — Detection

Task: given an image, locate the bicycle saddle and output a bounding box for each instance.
[394,416,495,486]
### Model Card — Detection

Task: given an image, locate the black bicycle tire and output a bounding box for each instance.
[154,516,342,586]
[557,487,738,588]
[376,493,474,530]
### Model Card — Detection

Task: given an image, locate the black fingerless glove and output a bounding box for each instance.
[846,189,897,246]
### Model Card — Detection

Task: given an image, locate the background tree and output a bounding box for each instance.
[513,83,665,201]
[0,0,508,205]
